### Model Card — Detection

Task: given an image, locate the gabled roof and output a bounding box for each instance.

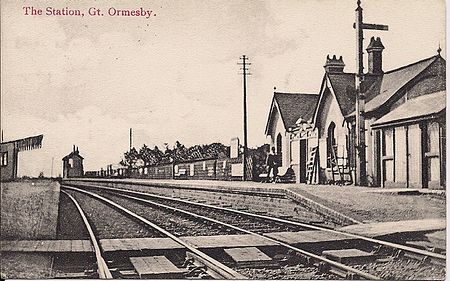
[364,55,439,113]
[326,73,356,116]
[312,73,380,124]
[372,91,446,128]
[265,92,319,135]
[62,151,84,161]
[321,55,442,118]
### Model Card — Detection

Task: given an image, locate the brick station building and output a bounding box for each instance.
[62,145,84,178]
[265,37,446,189]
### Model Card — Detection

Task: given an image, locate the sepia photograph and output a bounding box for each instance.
[0,0,446,279]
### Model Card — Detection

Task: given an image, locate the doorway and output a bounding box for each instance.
[276,133,283,166]
[299,139,307,183]
[326,122,336,167]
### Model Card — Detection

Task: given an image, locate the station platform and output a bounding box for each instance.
[69,178,444,196]
[64,178,287,196]
[65,178,445,224]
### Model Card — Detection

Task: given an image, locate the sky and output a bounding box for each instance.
[1,0,446,176]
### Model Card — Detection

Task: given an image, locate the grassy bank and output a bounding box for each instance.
[1,253,54,279]
[1,179,60,239]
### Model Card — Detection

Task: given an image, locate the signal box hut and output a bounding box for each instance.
[62,145,84,178]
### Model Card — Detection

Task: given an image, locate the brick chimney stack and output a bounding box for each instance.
[366,37,385,74]
[324,55,345,73]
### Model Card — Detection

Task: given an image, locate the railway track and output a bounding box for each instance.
[60,190,112,279]
[64,178,333,226]
[61,185,352,279]
[61,182,446,280]
[65,182,446,259]
[63,180,445,279]
[61,186,246,279]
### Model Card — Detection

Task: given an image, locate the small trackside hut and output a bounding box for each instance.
[62,145,84,178]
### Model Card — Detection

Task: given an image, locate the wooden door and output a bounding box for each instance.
[407,124,422,188]
[394,126,407,187]
[382,128,395,186]
[427,122,441,188]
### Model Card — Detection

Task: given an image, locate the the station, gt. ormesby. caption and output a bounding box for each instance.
[22,6,157,18]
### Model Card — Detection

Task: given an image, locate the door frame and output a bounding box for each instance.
[299,139,307,183]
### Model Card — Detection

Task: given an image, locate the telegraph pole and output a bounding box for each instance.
[129,128,133,150]
[354,0,388,186]
[238,55,251,180]
[51,157,54,178]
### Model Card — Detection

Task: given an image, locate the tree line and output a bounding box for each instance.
[119,141,270,178]
[120,141,230,168]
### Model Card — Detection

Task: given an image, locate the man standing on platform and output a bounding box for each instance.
[266,147,278,182]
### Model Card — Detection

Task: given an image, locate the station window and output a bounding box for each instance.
[1,152,8,166]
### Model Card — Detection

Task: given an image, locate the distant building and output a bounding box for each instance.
[62,145,84,178]
[0,134,43,181]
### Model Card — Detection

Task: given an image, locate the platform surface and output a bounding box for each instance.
[338,219,446,237]
[66,178,445,224]
[129,256,185,278]
[1,240,93,252]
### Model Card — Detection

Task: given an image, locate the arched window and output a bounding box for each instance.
[276,133,283,166]
[326,122,336,167]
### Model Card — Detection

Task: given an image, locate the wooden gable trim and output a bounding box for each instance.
[264,96,276,135]
[264,96,287,135]
[312,75,328,126]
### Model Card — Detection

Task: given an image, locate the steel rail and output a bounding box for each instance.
[60,190,113,279]
[62,185,245,280]
[92,186,382,280]
[73,182,445,262]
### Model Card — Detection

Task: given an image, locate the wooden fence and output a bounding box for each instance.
[121,156,255,181]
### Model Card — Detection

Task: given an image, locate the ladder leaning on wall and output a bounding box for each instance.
[306,146,318,184]
[328,145,353,185]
